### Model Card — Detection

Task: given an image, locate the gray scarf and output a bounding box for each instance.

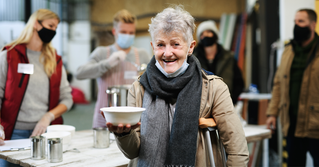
[138,55,202,167]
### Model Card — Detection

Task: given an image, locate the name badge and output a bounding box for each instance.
[18,63,34,74]
[124,71,137,79]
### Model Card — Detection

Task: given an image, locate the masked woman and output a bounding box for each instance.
[0,9,73,145]
[106,6,249,167]
[194,20,244,105]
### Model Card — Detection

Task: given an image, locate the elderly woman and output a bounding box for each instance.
[106,6,249,167]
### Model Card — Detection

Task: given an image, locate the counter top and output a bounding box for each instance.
[0,125,271,167]
[244,125,271,143]
[0,130,129,167]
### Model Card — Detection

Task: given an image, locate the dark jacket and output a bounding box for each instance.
[194,43,244,104]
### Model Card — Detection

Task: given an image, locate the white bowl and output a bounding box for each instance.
[41,132,71,152]
[100,107,145,126]
[47,125,76,138]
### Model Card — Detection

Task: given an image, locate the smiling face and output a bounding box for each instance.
[151,31,196,74]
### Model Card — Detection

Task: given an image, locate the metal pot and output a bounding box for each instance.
[106,85,131,107]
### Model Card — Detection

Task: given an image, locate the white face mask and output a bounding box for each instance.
[155,48,190,78]
[116,33,135,49]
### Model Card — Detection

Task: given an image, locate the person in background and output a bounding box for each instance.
[194,20,244,105]
[106,5,249,167]
[0,9,73,166]
[266,9,319,166]
[75,9,151,128]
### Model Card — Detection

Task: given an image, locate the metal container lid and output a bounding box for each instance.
[31,136,44,142]
[106,87,120,94]
[93,127,107,131]
[48,138,62,144]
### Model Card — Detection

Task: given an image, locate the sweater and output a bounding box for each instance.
[75,44,151,79]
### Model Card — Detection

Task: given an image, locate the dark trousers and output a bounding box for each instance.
[283,136,319,167]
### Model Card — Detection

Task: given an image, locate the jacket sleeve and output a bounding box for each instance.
[266,51,285,116]
[58,66,73,110]
[75,47,114,80]
[211,79,249,166]
[266,69,281,116]
[114,81,141,159]
[0,50,8,110]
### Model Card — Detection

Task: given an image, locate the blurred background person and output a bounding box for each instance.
[194,20,244,105]
[75,9,151,128]
[0,9,73,166]
[266,9,319,167]
[106,5,249,167]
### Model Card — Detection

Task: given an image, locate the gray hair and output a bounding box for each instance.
[148,5,196,46]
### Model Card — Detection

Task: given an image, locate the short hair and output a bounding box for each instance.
[113,9,137,28]
[148,5,196,46]
[299,9,317,22]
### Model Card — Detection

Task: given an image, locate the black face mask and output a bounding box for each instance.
[293,24,311,43]
[37,22,56,43]
[200,36,217,47]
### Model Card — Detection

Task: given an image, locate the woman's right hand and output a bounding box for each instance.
[0,125,5,146]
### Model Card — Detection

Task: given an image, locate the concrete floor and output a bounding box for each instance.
[62,102,96,131]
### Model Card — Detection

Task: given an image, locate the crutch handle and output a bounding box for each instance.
[199,118,217,129]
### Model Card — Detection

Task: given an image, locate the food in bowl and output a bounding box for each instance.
[100,107,145,126]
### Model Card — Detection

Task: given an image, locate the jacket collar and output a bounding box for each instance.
[3,44,27,56]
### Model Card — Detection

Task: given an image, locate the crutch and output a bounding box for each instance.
[199,118,227,167]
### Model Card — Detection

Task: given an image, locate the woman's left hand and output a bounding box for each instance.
[101,111,141,135]
[106,122,141,135]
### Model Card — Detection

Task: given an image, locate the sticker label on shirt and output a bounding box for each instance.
[124,71,137,79]
[18,63,34,74]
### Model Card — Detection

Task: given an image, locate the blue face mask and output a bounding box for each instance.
[155,48,190,78]
[116,33,135,49]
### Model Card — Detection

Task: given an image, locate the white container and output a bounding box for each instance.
[47,125,75,138]
[100,107,145,126]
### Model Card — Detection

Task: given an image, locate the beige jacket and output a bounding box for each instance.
[115,71,249,167]
[266,42,319,138]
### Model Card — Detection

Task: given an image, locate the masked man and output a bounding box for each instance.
[194,20,244,104]
[266,9,319,167]
[75,9,151,128]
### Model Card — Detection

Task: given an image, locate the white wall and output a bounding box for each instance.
[67,21,91,101]
[51,22,68,61]
[0,21,25,48]
[132,35,153,57]
[277,0,315,66]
